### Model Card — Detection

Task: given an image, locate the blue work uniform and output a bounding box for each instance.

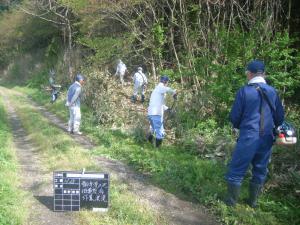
[66,81,82,133]
[226,77,284,186]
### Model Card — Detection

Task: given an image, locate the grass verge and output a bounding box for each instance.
[8,91,167,225]
[0,97,28,225]
[13,86,300,225]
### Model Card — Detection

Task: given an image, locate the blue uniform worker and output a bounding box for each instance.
[66,74,85,135]
[225,60,284,208]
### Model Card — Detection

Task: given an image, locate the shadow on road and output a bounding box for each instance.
[34,196,54,211]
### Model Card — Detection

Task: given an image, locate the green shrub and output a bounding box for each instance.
[83,70,118,125]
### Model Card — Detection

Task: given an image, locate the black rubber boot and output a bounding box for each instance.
[155,138,163,148]
[247,182,262,208]
[224,183,241,207]
[141,94,145,103]
[147,134,153,143]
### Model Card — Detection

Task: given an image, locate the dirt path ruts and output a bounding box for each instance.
[0,91,74,225]
[26,93,219,225]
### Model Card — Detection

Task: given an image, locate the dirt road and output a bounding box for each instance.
[0,91,74,225]
[0,86,219,225]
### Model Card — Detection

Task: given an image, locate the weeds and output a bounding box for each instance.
[0,98,28,225]
[9,91,167,225]
[11,86,300,225]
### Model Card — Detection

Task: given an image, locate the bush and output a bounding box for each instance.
[83,70,118,125]
[131,112,149,144]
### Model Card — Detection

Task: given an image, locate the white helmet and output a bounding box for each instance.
[137,67,143,72]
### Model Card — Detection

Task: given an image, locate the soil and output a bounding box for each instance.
[0,90,75,225]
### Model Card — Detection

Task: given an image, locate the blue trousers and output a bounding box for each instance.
[148,115,165,140]
[225,133,274,186]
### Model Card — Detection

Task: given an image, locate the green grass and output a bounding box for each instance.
[8,91,167,225]
[0,97,28,225]
[12,86,300,225]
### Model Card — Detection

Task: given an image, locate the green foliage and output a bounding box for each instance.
[178,119,234,161]
[77,36,125,65]
[82,70,119,125]
[151,22,166,61]
[18,15,61,52]
[45,37,62,69]
[3,50,50,86]
[0,8,24,69]
[158,68,176,80]
[58,0,89,11]
[192,28,300,124]
[200,27,258,121]
[261,31,300,99]
[26,69,48,88]
[9,63,22,81]
[131,112,149,144]
[0,6,61,70]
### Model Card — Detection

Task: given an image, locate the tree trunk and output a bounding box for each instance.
[67,19,73,81]
[150,53,157,81]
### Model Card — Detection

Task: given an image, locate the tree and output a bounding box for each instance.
[16,0,76,80]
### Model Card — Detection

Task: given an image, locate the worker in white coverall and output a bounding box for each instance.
[131,67,148,103]
[66,74,85,135]
[48,70,56,102]
[147,75,177,147]
[48,69,61,103]
[115,59,127,85]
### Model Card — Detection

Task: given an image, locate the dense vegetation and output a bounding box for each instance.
[0,0,300,224]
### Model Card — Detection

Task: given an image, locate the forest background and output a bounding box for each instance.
[0,0,300,225]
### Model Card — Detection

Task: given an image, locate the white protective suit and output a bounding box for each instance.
[147,82,176,117]
[133,70,148,96]
[147,82,176,139]
[115,60,127,84]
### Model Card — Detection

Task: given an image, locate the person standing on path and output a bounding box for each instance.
[147,75,177,147]
[115,59,127,85]
[66,74,85,135]
[131,67,148,103]
[225,60,284,208]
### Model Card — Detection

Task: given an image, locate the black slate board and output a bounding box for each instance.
[53,171,109,211]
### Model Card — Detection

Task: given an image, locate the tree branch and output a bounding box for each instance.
[17,5,66,25]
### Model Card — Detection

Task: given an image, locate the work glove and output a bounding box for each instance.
[232,128,239,140]
[65,101,70,107]
[166,108,173,114]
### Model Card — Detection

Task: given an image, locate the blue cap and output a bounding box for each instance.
[246,60,265,73]
[75,74,85,82]
[160,75,169,83]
